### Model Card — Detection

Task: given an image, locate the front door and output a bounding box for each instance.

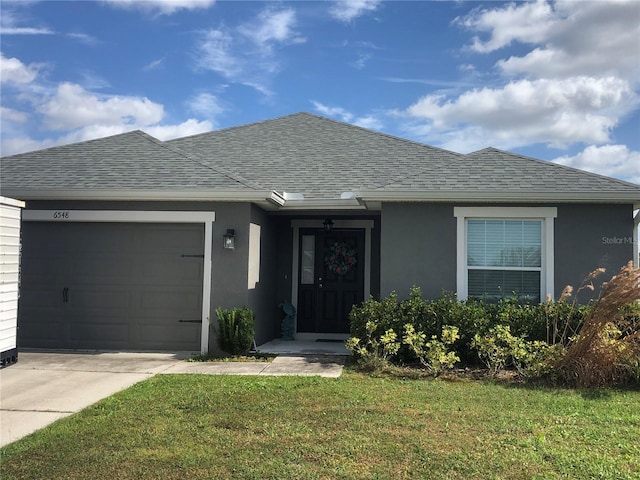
[297,229,365,333]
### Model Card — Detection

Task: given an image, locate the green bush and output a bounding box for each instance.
[348,287,588,372]
[345,321,401,371]
[403,324,460,376]
[214,307,255,356]
[471,324,556,378]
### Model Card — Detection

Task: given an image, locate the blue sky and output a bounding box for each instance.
[1,0,639,183]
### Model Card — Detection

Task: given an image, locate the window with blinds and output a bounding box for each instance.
[466,219,542,302]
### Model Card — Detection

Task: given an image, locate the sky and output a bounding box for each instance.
[1,0,639,184]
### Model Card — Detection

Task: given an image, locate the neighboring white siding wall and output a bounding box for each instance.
[0,197,25,361]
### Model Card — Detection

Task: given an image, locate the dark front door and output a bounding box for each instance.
[297,229,365,333]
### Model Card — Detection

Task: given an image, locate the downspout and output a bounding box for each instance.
[634,209,639,268]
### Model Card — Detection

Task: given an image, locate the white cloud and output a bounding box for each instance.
[142,57,165,72]
[0,26,54,35]
[329,0,382,23]
[402,1,640,155]
[145,119,213,140]
[0,56,215,156]
[0,7,53,35]
[353,115,383,131]
[67,32,99,46]
[405,77,638,152]
[0,106,28,125]
[554,145,640,185]
[1,137,57,157]
[0,53,41,84]
[102,0,215,16]
[38,83,165,130]
[460,0,640,82]
[311,101,353,122]
[238,8,305,50]
[311,101,384,131]
[456,0,556,53]
[195,7,303,94]
[351,52,372,70]
[196,28,241,78]
[187,92,224,120]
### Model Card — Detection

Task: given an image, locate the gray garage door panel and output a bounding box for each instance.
[18,222,204,351]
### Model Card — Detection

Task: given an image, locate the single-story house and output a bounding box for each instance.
[1,113,639,355]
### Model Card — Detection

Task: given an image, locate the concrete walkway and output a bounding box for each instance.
[163,354,346,377]
[0,351,345,447]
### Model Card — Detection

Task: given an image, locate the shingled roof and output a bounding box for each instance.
[0,130,262,200]
[2,112,638,207]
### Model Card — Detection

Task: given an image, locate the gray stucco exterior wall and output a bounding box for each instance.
[380,202,636,304]
[554,204,635,300]
[380,203,457,299]
[248,204,279,345]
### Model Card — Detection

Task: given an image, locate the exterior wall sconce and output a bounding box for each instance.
[223,229,235,249]
[323,218,334,232]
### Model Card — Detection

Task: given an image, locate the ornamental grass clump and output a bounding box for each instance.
[555,262,640,387]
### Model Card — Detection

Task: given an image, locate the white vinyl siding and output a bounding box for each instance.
[0,197,25,361]
[454,207,557,302]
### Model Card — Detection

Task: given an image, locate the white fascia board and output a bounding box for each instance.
[280,198,365,210]
[4,189,276,202]
[355,190,640,204]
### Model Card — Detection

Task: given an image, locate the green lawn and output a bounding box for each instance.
[2,372,639,480]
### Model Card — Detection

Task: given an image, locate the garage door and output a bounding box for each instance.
[18,222,204,351]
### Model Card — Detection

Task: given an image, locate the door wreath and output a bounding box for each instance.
[325,242,357,275]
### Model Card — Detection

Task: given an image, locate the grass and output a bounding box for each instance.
[189,352,277,362]
[2,372,639,480]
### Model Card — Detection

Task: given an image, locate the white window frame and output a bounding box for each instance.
[454,207,557,302]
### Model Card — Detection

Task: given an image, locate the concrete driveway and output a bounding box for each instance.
[0,350,187,447]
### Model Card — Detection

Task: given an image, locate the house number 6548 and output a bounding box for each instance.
[53,211,70,219]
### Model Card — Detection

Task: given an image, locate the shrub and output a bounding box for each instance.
[347,284,598,377]
[403,324,460,376]
[471,325,515,375]
[350,292,402,341]
[345,321,400,371]
[214,307,255,356]
[471,324,556,378]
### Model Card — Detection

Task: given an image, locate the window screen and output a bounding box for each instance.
[467,219,542,302]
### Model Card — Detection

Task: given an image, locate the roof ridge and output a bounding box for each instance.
[165,112,311,143]
[1,129,148,159]
[300,112,466,157]
[469,147,640,189]
[168,111,465,158]
[149,134,267,191]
